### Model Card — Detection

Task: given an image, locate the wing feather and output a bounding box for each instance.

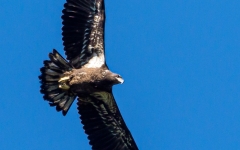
[77,92,138,150]
[62,0,106,68]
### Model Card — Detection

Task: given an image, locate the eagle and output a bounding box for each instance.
[39,0,138,149]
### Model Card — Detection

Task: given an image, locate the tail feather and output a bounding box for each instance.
[43,60,63,73]
[49,49,71,70]
[39,49,76,116]
[63,96,75,112]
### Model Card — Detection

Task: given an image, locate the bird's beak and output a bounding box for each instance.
[116,77,124,84]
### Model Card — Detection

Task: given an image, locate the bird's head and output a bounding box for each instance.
[102,70,124,85]
[113,74,124,84]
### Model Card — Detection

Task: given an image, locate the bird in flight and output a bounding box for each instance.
[39,0,138,149]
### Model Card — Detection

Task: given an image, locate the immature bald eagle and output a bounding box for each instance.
[39,0,138,149]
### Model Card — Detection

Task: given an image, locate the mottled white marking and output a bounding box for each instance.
[97,2,101,10]
[88,45,93,52]
[83,52,105,68]
[94,15,100,22]
[102,70,108,75]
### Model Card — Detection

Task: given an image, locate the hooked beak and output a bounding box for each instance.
[116,77,124,84]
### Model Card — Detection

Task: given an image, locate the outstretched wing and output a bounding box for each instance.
[77,91,138,150]
[62,0,106,69]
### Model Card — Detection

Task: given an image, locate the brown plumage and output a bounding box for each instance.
[39,0,138,149]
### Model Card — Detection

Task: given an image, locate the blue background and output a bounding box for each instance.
[1,0,240,149]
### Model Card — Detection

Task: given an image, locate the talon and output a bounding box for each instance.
[58,76,70,82]
[58,76,70,90]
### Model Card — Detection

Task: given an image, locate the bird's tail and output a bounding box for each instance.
[39,49,76,116]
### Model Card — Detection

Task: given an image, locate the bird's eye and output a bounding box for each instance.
[117,75,121,78]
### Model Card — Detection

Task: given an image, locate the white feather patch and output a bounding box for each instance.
[83,52,105,68]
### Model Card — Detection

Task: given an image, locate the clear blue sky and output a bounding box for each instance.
[1,0,240,149]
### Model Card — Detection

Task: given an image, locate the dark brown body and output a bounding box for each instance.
[60,66,120,94]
